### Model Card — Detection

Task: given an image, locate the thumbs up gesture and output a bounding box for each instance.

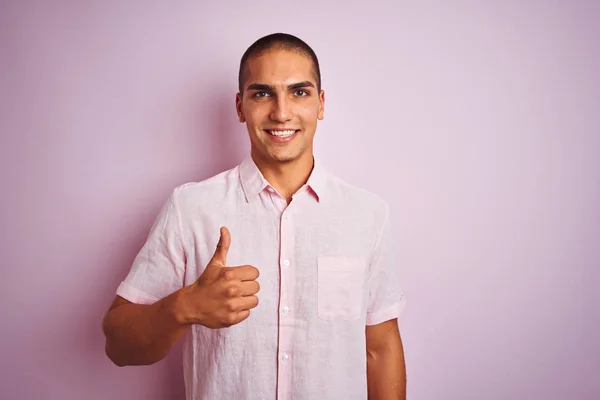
[177,227,260,329]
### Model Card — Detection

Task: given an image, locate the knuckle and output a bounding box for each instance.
[225,313,237,325]
[226,301,237,313]
[223,270,235,281]
[226,286,239,297]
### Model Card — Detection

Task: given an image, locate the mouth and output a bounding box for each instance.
[264,129,299,138]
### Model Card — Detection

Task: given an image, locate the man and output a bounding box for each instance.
[102,33,407,400]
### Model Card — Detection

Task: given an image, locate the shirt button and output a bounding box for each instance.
[282,306,290,314]
[282,259,290,266]
[268,187,275,193]
[281,354,289,361]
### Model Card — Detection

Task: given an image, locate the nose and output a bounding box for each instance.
[269,95,292,122]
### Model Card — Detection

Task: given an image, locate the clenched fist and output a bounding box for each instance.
[177,226,260,329]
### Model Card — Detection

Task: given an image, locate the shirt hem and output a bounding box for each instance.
[365,295,407,326]
[116,281,160,305]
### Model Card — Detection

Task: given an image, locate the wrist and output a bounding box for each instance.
[165,287,193,326]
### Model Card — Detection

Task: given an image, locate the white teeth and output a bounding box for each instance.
[268,130,296,137]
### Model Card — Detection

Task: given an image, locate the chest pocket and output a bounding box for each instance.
[316,256,368,321]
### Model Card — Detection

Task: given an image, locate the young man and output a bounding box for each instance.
[103,33,407,400]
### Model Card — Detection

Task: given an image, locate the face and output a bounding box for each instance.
[236,49,325,166]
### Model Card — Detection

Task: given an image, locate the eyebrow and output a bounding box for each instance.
[246,81,315,92]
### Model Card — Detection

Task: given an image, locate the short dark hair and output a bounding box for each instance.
[238,33,321,94]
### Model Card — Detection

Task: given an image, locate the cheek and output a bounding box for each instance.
[297,102,320,120]
[244,106,269,126]
[242,113,260,129]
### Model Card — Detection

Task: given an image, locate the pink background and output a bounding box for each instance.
[1,1,599,399]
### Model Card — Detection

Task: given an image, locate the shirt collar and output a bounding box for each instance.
[239,155,328,203]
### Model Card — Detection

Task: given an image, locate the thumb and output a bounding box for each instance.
[211,226,231,266]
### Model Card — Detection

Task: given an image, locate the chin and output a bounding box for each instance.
[269,154,298,163]
[264,149,304,163]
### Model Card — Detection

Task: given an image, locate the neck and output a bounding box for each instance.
[251,151,315,203]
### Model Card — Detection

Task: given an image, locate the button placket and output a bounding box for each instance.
[277,206,296,400]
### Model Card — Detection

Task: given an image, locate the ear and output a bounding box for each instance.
[235,93,246,123]
[317,90,325,120]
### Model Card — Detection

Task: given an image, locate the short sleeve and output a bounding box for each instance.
[366,204,407,326]
[116,191,186,305]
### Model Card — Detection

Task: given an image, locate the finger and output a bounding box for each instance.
[227,295,259,312]
[239,295,259,310]
[235,309,251,324]
[221,309,250,327]
[228,265,260,281]
[211,226,231,266]
[239,280,260,296]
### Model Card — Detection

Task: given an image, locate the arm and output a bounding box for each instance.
[102,226,260,367]
[101,191,190,367]
[366,318,406,400]
[102,293,189,367]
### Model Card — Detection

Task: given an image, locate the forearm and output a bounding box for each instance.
[102,291,189,366]
[366,337,406,400]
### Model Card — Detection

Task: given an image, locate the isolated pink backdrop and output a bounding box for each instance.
[1,1,599,399]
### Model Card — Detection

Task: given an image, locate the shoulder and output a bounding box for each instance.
[168,165,242,210]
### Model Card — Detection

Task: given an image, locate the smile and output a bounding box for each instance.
[265,129,298,137]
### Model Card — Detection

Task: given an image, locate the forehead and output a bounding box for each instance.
[245,49,316,86]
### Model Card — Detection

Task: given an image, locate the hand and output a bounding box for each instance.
[177,227,260,329]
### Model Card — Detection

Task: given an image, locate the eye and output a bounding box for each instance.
[252,91,271,98]
[294,89,309,97]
